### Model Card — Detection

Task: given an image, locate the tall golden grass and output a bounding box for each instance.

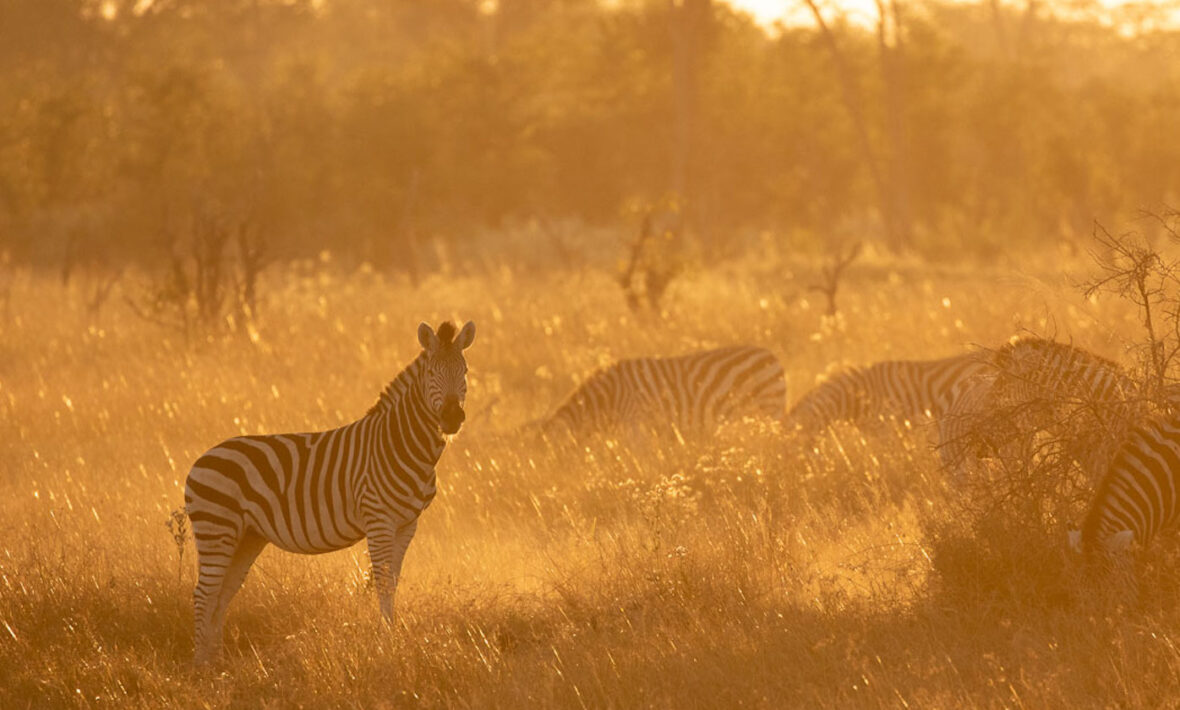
[4,241,1180,708]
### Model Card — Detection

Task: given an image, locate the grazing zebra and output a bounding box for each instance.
[934,369,1022,477]
[784,352,992,444]
[1067,412,1180,591]
[919,338,1147,484]
[976,337,1142,481]
[990,337,1139,423]
[542,345,787,439]
[184,320,475,663]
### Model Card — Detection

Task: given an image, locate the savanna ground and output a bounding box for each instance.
[6,234,1180,709]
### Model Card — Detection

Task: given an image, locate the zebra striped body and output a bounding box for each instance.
[544,345,787,438]
[975,338,1142,481]
[785,352,991,437]
[1074,412,1180,557]
[935,370,1020,476]
[991,337,1139,426]
[184,320,475,663]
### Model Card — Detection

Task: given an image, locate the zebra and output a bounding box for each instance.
[183,320,475,663]
[933,369,1022,478]
[949,337,1145,482]
[1067,412,1180,593]
[990,337,1140,426]
[784,352,992,449]
[541,345,787,440]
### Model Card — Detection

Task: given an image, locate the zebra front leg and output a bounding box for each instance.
[366,517,419,623]
[935,415,966,484]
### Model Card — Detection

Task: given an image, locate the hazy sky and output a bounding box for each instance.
[726,0,1180,31]
[728,0,875,27]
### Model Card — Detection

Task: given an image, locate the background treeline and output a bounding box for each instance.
[3,0,1180,275]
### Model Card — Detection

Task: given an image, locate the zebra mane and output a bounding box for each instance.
[996,336,1123,374]
[995,334,1123,384]
[436,321,457,346]
[366,351,427,417]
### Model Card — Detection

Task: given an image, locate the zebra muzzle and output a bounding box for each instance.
[440,397,466,434]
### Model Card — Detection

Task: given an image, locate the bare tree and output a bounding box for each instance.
[619,201,688,314]
[1083,212,1180,402]
[84,267,122,322]
[191,211,231,327]
[234,219,268,326]
[127,207,268,340]
[809,242,863,316]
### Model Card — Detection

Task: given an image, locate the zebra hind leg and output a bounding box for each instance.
[208,531,268,656]
[191,522,257,665]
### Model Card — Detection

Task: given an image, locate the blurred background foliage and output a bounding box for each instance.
[2,0,1180,276]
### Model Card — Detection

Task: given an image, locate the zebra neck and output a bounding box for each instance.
[368,357,447,467]
[549,401,580,430]
[1082,469,1148,553]
[370,352,428,416]
[796,369,867,424]
[403,375,447,460]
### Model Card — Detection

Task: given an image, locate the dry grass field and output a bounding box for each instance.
[5,236,1180,709]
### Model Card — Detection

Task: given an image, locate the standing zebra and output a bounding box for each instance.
[1068,412,1180,591]
[542,345,787,439]
[184,320,475,663]
[785,352,992,443]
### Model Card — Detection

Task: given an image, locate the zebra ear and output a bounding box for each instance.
[1067,529,1082,554]
[454,321,476,350]
[1105,529,1134,554]
[418,322,440,352]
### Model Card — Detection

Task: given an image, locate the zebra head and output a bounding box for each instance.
[1067,528,1134,556]
[1066,528,1138,601]
[418,320,476,435]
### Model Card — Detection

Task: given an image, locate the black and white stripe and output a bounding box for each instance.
[949,338,1144,481]
[1069,411,1180,569]
[991,337,1139,427]
[785,352,991,438]
[543,345,787,438]
[934,369,1017,476]
[184,320,475,663]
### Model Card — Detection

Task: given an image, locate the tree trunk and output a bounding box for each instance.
[670,0,711,234]
[801,0,898,247]
[876,0,912,249]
